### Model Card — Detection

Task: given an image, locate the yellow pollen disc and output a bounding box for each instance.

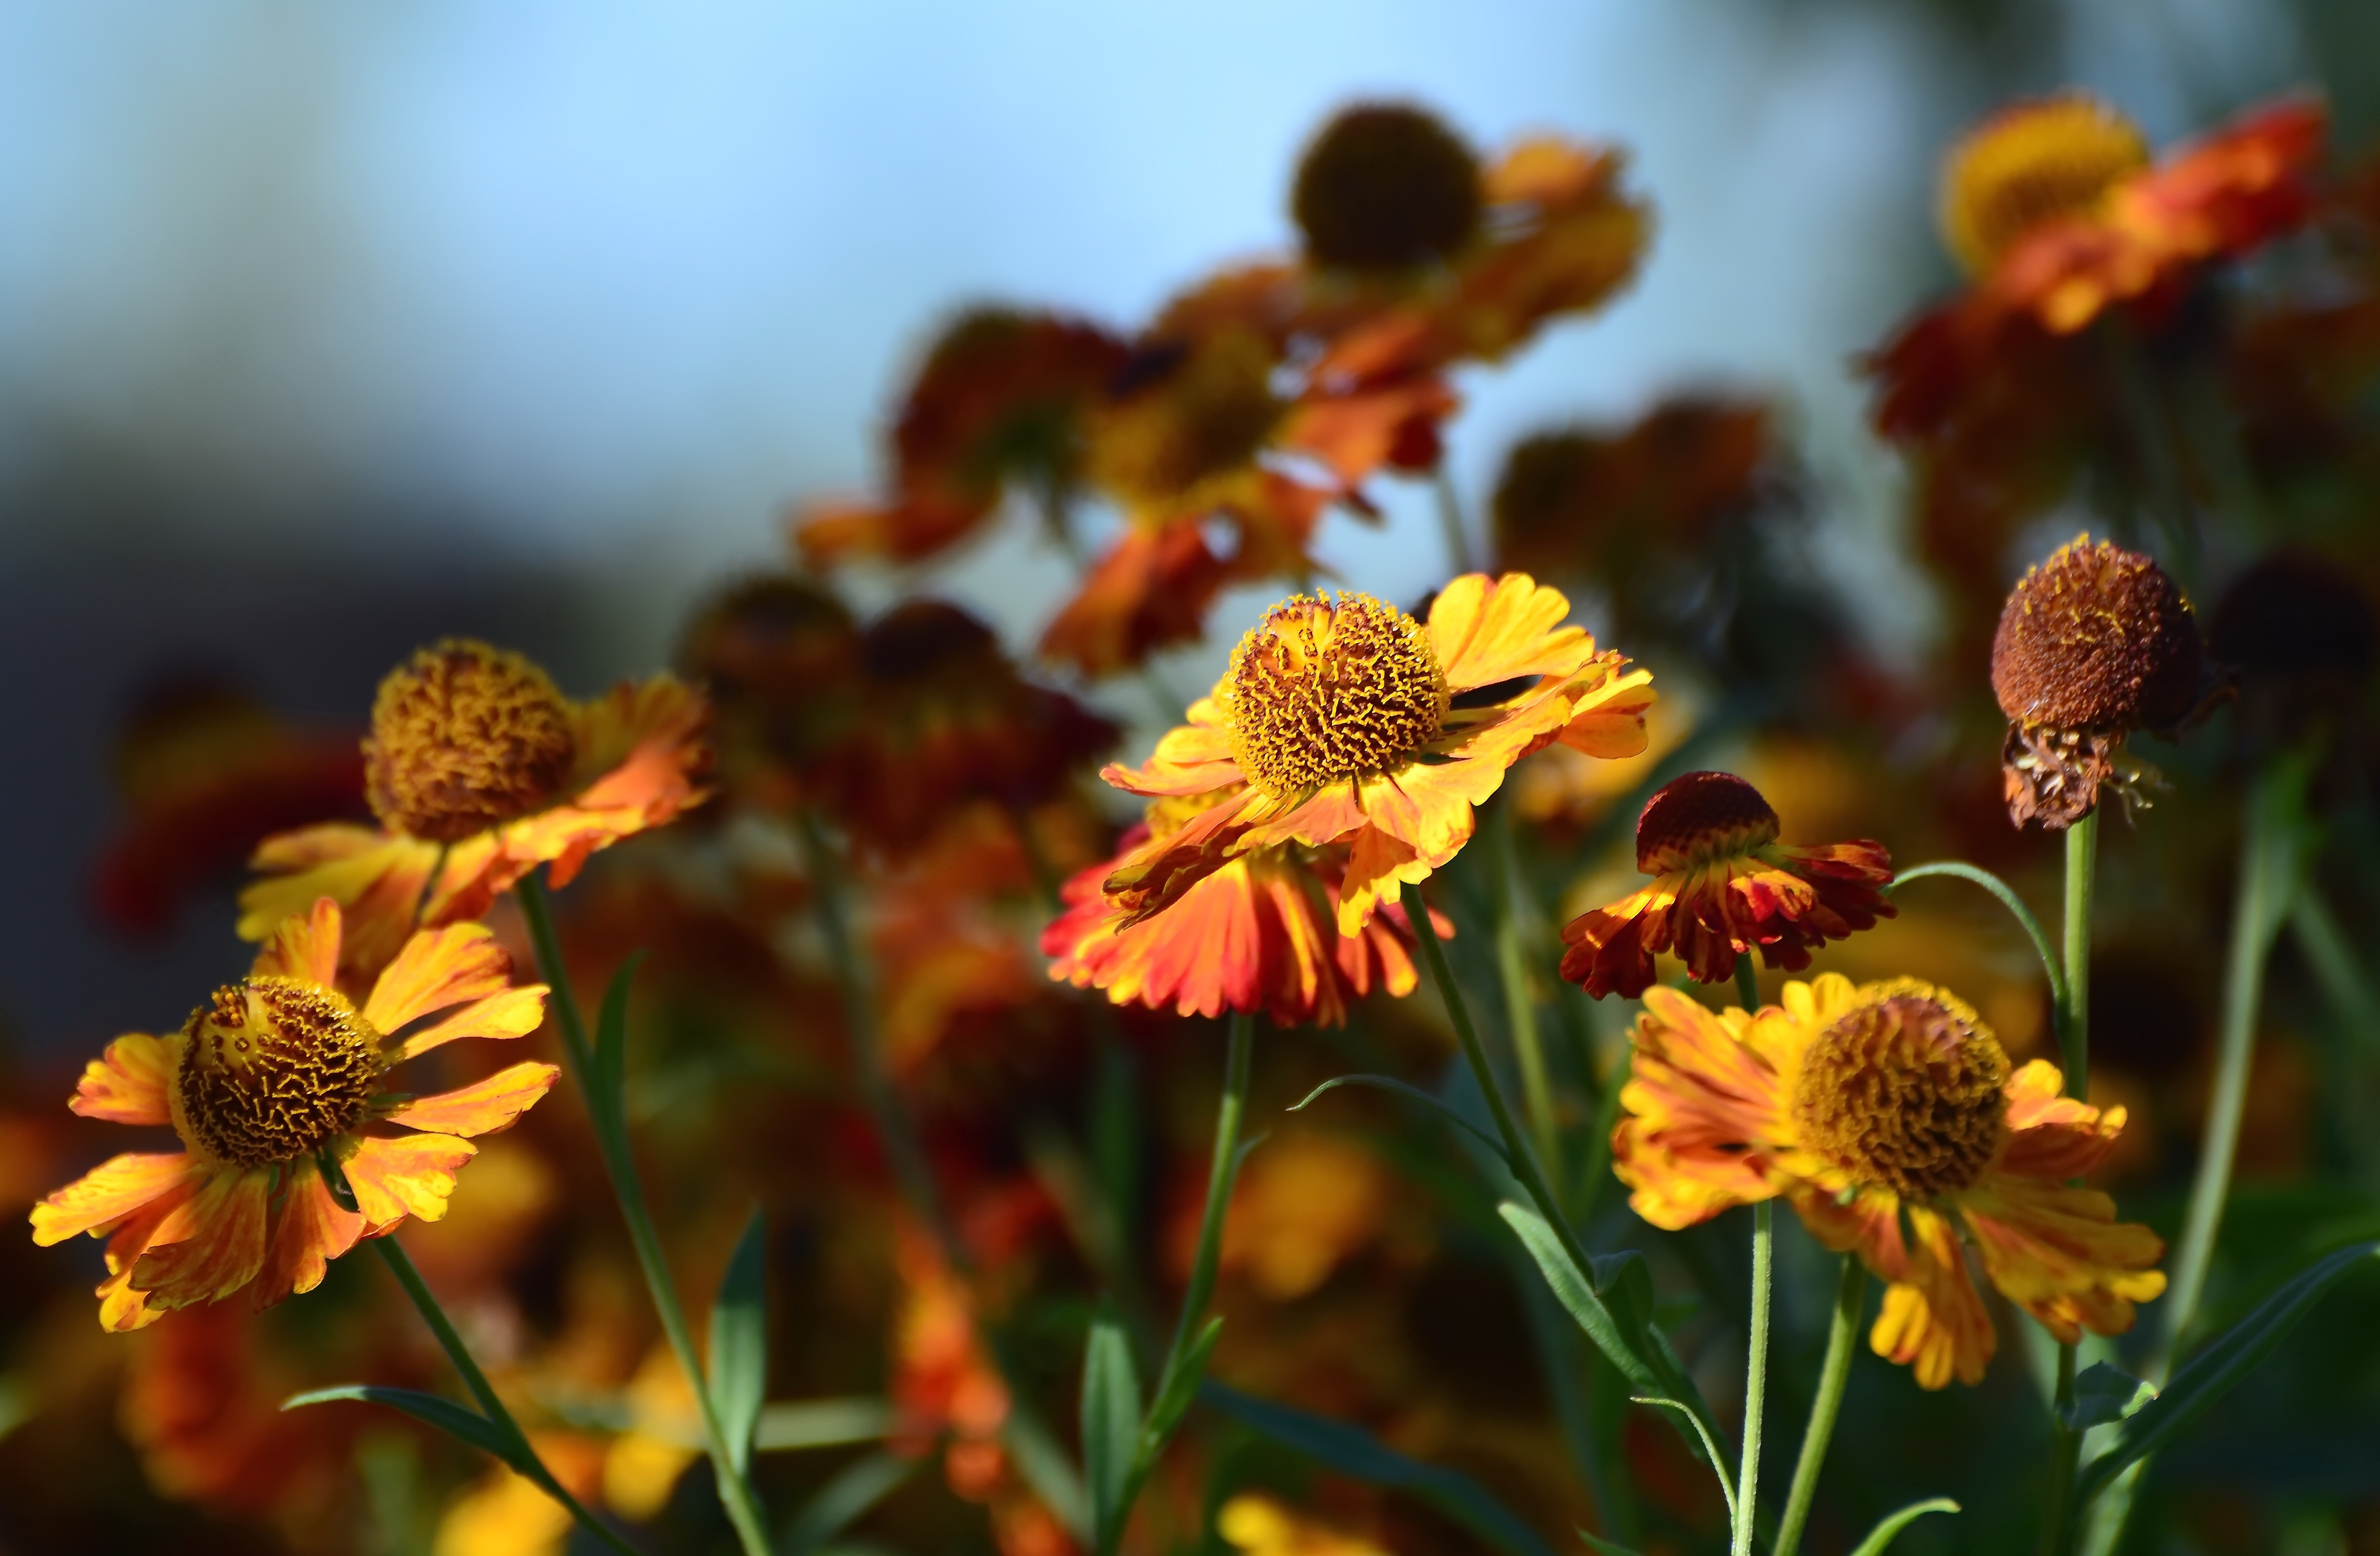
[172,977,385,1168]
[365,638,578,843]
[1221,592,1448,796]
[1939,93,2150,275]
[1790,983,2009,1199]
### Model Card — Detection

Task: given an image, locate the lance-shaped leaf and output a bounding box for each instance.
[1846,1498,1959,1555]
[1289,1074,1514,1167]
[2060,1362,2156,1433]
[708,1207,769,1476]
[285,1385,531,1475]
[1079,1307,1142,1549]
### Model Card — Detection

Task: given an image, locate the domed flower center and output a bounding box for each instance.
[173,978,385,1168]
[1941,94,2150,275]
[366,639,579,843]
[1991,536,2201,735]
[1293,102,1484,272]
[1090,330,1284,508]
[1222,593,1449,796]
[1634,770,1781,874]
[1791,989,2010,1199]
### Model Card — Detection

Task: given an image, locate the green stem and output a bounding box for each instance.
[374,1238,645,1556]
[1734,958,1761,1015]
[2046,1342,2081,1554]
[1734,1200,1773,1556]
[1488,802,1564,1201]
[1887,863,2070,1029]
[2041,809,2098,1556]
[1773,1257,1867,1556]
[515,873,775,1556]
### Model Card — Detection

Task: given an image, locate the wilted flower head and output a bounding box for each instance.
[1293,102,1484,272]
[1992,535,2203,827]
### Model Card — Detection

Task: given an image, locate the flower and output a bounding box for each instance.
[1939,93,2152,279]
[1613,974,2166,1388]
[1043,790,1438,1028]
[30,898,557,1331]
[1992,535,2204,827]
[1558,770,1895,999]
[1292,102,1484,273]
[1219,1494,1390,1556]
[1098,573,1654,936]
[240,639,709,977]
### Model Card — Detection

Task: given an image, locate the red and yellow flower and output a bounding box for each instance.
[1097,573,1654,937]
[239,639,708,978]
[30,898,557,1331]
[1614,974,2166,1388]
[1559,770,1894,999]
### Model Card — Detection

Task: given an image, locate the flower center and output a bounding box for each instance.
[1940,94,2150,275]
[173,978,384,1168]
[1991,535,2201,735]
[1221,592,1449,796]
[1088,329,1284,509]
[1790,987,2009,1199]
[1292,102,1484,272]
[365,639,579,843]
[1634,770,1781,874]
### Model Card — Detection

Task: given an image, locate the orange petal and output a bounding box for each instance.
[363,922,517,1034]
[30,1151,198,1245]
[1100,698,1244,798]
[1426,572,1593,690]
[94,1178,205,1332]
[1958,1174,2166,1344]
[254,1157,366,1307]
[343,1133,478,1228]
[70,1033,176,1127]
[240,824,440,978]
[130,1166,271,1309]
[389,986,550,1063]
[1999,1061,2129,1179]
[384,1061,561,1137]
[1556,666,1657,758]
[250,895,344,986]
[1867,1203,1995,1389]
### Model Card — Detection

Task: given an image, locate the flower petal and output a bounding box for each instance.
[363,922,519,1035]
[343,1132,478,1228]
[384,1061,561,1137]
[69,1033,176,1127]
[240,824,441,978]
[254,1157,365,1307]
[130,1165,272,1310]
[1557,665,1657,757]
[1610,988,1792,1230]
[1425,572,1593,690]
[250,895,344,986]
[95,1179,205,1332]
[1997,1060,2128,1180]
[30,1151,198,1245]
[389,987,551,1064]
[1958,1173,2166,1345]
[1866,1202,1995,1389]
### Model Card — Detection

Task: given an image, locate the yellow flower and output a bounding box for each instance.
[1218,1494,1389,1556]
[1613,974,2165,1388]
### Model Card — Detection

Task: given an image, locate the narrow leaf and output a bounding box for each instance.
[707,1205,769,1475]
[755,1397,897,1451]
[1201,1383,1555,1556]
[283,1385,529,1473]
[779,1450,917,1556]
[1079,1307,1142,1546]
[2060,1362,2156,1432]
[1627,1399,1734,1530]
[1142,1315,1222,1450]
[1289,1074,1513,1167]
[1846,1497,1960,1555]
[1002,1406,1090,1542]
[2077,1240,2380,1506]
[592,952,647,1127]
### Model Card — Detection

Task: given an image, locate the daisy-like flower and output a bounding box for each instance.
[1043,788,1438,1028]
[30,898,557,1332]
[1615,974,2166,1388]
[1993,535,2204,827]
[1559,770,1894,999]
[1099,573,1654,936]
[240,639,709,977]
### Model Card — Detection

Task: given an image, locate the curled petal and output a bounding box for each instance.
[343,1133,478,1229]
[70,1033,176,1127]
[1958,1173,2167,1345]
[129,1166,271,1311]
[239,825,440,979]
[1867,1203,1995,1389]
[255,1157,365,1307]
[250,895,344,987]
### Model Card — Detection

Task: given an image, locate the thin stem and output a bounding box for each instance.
[1734,958,1761,1015]
[374,1238,645,1556]
[515,874,774,1556]
[1433,467,1475,576]
[2059,813,2098,1100]
[2046,1343,2081,1554]
[1887,862,2070,1027]
[1487,802,1564,1200]
[1774,1257,1867,1556]
[1734,1200,1773,1556]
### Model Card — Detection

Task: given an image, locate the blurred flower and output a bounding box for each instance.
[31,899,555,1330]
[798,306,1132,566]
[1491,397,1771,583]
[1939,93,2153,278]
[241,639,709,977]
[1292,102,1484,273]
[1615,974,2165,1388]
[1218,1492,1390,1556]
[435,1435,606,1556]
[1207,1131,1392,1300]
[601,1344,702,1521]
[1992,535,2204,827]
[90,679,366,938]
[1100,574,1654,935]
[1559,770,1894,999]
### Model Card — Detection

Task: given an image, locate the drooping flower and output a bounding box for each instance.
[1043,788,1438,1028]
[1992,535,2204,827]
[240,639,709,977]
[30,898,557,1331]
[1098,573,1654,936]
[1559,770,1895,999]
[1614,974,2166,1388]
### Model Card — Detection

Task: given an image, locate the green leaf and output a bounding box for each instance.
[779,1450,917,1556]
[591,952,648,1129]
[1142,1314,1222,1451]
[707,1206,768,1476]
[283,1385,530,1474]
[755,1397,897,1452]
[1200,1383,1555,1556]
[1577,1532,1647,1556]
[1499,1205,1722,1467]
[1002,1406,1090,1542]
[1626,1398,1735,1531]
[1288,1074,1513,1168]
[2076,1239,2380,1507]
[2060,1362,2157,1432]
[1846,1497,1960,1555]
[1079,1307,1143,1547]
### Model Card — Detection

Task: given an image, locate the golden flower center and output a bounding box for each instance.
[1791,989,2009,1199]
[1634,770,1781,874]
[173,978,384,1168]
[1221,593,1448,796]
[1940,93,2150,275]
[366,638,578,843]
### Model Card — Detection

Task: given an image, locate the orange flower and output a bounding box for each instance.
[1614,974,2166,1388]
[1043,796,1439,1028]
[239,639,708,977]
[1559,770,1894,999]
[1098,573,1654,936]
[30,898,557,1331]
